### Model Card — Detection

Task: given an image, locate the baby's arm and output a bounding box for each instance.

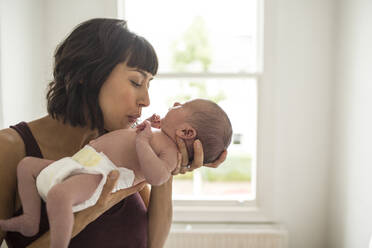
[136,121,175,186]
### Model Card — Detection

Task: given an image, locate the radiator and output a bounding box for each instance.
[164,224,288,248]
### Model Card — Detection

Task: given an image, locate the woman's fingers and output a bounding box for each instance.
[176,136,190,174]
[189,139,203,171]
[173,139,204,174]
[118,181,147,197]
[97,170,146,211]
[172,140,228,176]
[97,170,119,208]
[204,150,228,168]
[176,136,189,167]
[171,152,182,175]
[106,182,146,208]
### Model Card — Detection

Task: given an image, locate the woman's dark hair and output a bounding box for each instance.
[47,18,158,133]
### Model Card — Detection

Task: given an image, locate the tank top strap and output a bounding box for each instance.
[10,121,43,158]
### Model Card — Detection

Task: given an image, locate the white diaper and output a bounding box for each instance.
[36,145,135,212]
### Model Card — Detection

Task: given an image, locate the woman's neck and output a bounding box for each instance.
[29,115,99,159]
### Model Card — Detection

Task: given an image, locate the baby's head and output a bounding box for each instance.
[161,98,232,163]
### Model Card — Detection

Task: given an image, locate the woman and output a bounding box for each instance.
[0,18,226,248]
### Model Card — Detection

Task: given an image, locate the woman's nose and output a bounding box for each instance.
[138,89,150,107]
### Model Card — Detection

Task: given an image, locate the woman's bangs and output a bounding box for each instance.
[126,36,158,75]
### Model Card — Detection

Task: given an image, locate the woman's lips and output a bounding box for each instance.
[128,115,139,123]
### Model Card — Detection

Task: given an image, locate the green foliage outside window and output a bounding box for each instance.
[170,16,251,184]
[168,16,226,105]
[171,16,212,72]
[175,153,252,182]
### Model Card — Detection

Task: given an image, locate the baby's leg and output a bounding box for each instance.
[0,157,54,236]
[46,173,102,248]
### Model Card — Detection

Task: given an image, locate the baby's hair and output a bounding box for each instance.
[186,99,232,164]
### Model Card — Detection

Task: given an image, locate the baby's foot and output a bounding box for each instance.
[0,215,39,237]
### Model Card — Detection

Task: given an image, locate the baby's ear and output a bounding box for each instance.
[175,123,196,140]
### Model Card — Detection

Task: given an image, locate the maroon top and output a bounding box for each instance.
[5,122,148,248]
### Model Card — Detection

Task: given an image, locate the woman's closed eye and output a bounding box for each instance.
[130,80,142,87]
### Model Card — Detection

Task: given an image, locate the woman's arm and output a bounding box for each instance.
[26,202,103,248]
[145,151,182,248]
[144,135,227,248]
[147,176,173,248]
[27,170,146,248]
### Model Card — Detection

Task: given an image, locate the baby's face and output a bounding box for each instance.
[160,100,200,138]
[161,102,190,130]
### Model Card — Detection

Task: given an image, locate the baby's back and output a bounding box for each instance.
[89,129,145,182]
[88,128,177,185]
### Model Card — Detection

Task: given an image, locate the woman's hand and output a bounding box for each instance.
[171,137,228,175]
[94,170,146,214]
[78,170,146,231]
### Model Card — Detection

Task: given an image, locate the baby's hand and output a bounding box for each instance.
[146,114,161,129]
[136,120,153,142]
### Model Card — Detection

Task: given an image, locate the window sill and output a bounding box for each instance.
[172,199,272,223]
[165,223,288,248]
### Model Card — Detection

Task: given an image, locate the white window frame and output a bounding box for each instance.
[118,0,273,223]
[168,76,264,223]
[157,73,262,223]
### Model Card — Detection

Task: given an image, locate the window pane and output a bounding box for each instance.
[125,0,258,73]
[142,78,257,200]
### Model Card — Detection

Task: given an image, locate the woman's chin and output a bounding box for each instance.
[122,122,133,130]
[104,123,129,132]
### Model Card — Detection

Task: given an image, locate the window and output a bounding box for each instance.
[122,0,262,220]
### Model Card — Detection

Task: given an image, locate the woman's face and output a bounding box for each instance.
[99,62,153,131]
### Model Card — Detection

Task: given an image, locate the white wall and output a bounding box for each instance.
[0,0,118,128]
[327,0,372,247]
[43,0,118,81]
[259,0,334,247]
[0,0,45,128]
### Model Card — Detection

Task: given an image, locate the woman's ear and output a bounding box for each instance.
[175,123,197,140]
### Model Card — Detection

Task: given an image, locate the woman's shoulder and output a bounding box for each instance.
[105,128,136,136]
[0,127,25,159]
[0,128,25,196]
[0,127,27,239]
